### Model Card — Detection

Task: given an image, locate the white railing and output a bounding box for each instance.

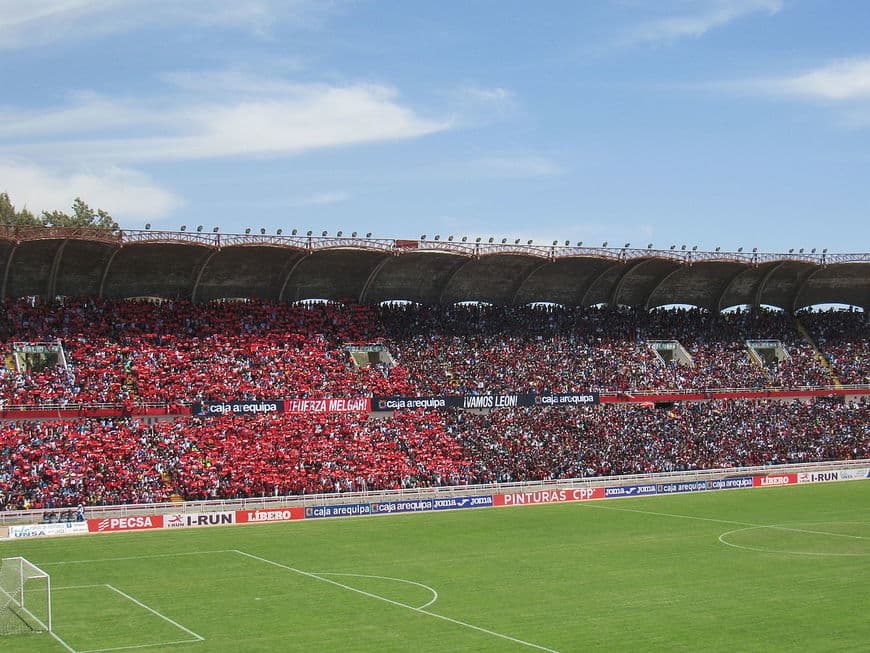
[2,458,866,526]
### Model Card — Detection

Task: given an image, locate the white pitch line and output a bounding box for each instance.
[49,629,77,653]
[77,639,202,653]
[105,585,204,642]
[233,550,560,653]
[39,550,234,566]
[313,572,439,610]
[581,503,870,541]
[718,526,870,557]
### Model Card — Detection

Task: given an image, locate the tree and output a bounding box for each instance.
[0,192,40,226]
[41,197,119,231]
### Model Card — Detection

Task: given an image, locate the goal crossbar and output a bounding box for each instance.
[0,556,52,634]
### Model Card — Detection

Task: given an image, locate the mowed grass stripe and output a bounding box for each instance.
[1,481,867,651]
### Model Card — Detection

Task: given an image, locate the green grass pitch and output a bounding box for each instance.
[2,481,869,652]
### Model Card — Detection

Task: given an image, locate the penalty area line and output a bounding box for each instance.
[232,549,560,653]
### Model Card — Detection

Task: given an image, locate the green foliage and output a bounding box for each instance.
[0,192,40,226]
[1,481,868,652]
[0,192,118,231]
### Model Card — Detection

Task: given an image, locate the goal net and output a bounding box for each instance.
[0,557,52,635]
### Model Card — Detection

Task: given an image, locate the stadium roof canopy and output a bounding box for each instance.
[2,226,868,311]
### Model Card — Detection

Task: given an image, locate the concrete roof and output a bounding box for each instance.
[2,227,868,311]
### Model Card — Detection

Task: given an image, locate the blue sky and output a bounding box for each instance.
[1,0,869,252]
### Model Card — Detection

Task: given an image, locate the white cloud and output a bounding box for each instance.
[752,57,870,101]
[0,162,182,219]
[0,77,450,164]
[626,0,782,45]
[0,0,334,49]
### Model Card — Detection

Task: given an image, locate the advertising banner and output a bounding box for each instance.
[235,508,304,524]
[163,512,236,529]
[372,393,597,411]
[88,515,164,533]
[534,393,600,406]
[371,396,450,411]
[304,503,371,519]
[494,487,603,506]
[752,473,798,487]
[196,401,283,416]
[284,398,370,413]
[432,495,494,510]
[708,476,754,490]
[838,468,870,481]
[370,499,435,514]
[9,523,89,538]
[656,480,708,494]
[797,471,841,484]
[604,484,657,498]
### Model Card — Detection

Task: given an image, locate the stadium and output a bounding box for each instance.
[0,225,868,652]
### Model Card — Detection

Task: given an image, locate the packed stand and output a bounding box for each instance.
[2,399,866,510]
[0,300,865,407]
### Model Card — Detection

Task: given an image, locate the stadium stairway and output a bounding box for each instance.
[794,316,842,389]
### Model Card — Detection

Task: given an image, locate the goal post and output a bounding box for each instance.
[0,557,52,635]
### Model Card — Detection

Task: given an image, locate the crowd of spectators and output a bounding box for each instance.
[2,398,866,510]
[1,299,865,406]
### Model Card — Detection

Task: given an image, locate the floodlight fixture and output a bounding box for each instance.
[527,239,533,245]
[565,240,570,246]
[277,229,283,235]
[197,225,203,232]
[514,238,521,244]
[421,235,427,240]
[681,244,686,250]
[213,227,219,233]
[624,242,630,248]
[715,246,721,252]
[602,241,608,247]
[811,248,816,253]
[501,238,507,243]
[670,245,676,250]
[647,243,653,249]
[738,247,743,252]
[366,232,372,237]
[350,231,356,237]
[306,230,313,236]
[292,229,298,235]
[144,223,151,230]
[752,247,757,253]
[322,231,328,237]
[180,225,186,231]
[261,228,266,235]
[337,231,343,237]
[476,237,482,243]
[245,228,251,234]
[434,235,440,241]
[461,236,467,242]
[692,245,698,251]
[448,235,454,241]
[489,237,494,243]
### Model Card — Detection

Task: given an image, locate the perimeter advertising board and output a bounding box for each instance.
[494,487,604,506]
[9,523,89,538]
[88,515,164,533]
[752,473,798,487]
[236,508,304,523]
